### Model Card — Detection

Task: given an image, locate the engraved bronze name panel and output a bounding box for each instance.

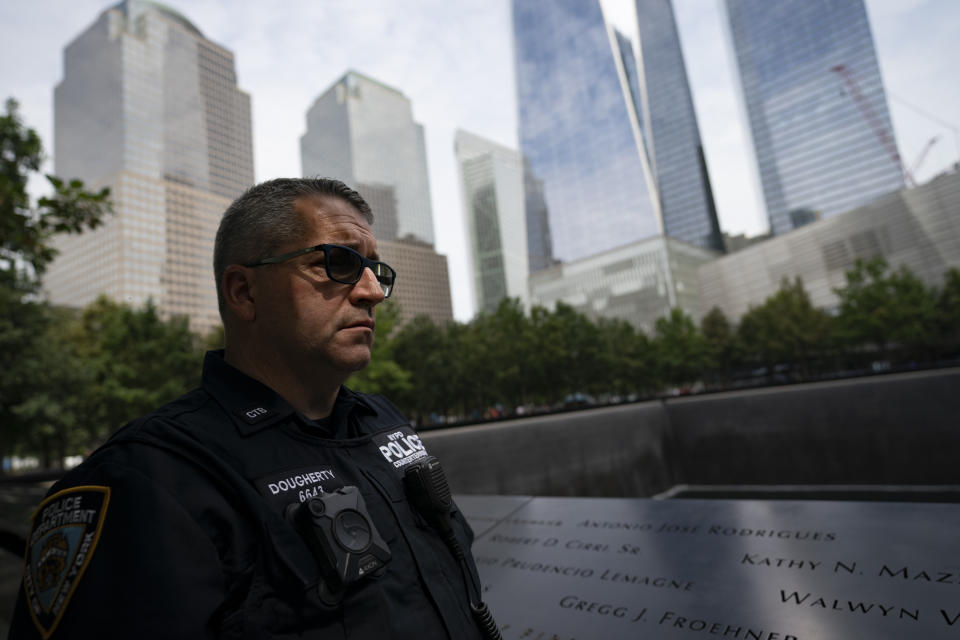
[459,496,960,640]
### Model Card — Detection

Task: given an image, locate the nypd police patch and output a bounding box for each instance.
[372,427,428,475]
[23,485,110,639]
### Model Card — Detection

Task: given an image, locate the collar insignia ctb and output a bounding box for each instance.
[24,485,110,639]
[236,405,273,424]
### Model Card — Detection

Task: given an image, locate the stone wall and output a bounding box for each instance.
[421,367,960,496]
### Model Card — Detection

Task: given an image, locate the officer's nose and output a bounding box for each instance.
[352,266,386,307]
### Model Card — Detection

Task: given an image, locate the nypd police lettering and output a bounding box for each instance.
[30,495,98,547]
[373,428,427,469]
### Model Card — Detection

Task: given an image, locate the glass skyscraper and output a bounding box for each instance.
[46,0,254,333]
[513,0,655,268]
[455,130,529,315]
[632,0,723,253]
[724,0,905,236]
[300,71,453,325]
[300,71,435,247]
[511,0,722,272]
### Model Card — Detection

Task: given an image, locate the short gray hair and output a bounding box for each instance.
[213,177,373,316]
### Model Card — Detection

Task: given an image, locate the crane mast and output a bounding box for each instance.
[829,64,912,187]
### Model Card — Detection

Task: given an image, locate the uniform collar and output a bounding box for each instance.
[201,350,378,437]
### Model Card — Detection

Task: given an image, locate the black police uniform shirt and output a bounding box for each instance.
[11,351,484,639]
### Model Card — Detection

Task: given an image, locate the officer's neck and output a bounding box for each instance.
[224,344,342,420]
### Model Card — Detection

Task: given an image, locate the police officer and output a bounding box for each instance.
[10,178,494,639]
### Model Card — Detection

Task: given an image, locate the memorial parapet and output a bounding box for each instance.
[459,495,960,639]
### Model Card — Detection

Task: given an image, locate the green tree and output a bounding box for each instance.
[834,258,939,358]
[348,301,413,400]
[1,99,111,287]
[0,98,111,465]
[440,320,475,418]
[0,279,47,461]
[68,297,201,447]
[11,306,90,467]
[203,323,225,350]
[594,318,657,398]
[528,302,602,404]
[738,277,831,378]
[465,298,535,412]
[700,306,740,384]
[653,308,705,388]
[392,314,465,423]
[936,267,960,352]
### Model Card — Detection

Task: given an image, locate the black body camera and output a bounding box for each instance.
[285,486,391,605]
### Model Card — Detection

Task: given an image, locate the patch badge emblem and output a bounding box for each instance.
[23,485,110,639]
[372,427,428,475]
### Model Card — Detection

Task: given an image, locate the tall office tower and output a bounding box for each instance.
[301,71,435,246]
[46,1,253,333]
[454,130,529,315]
[628,0,724,253]
[301,71,454,325]
[511,0,723,273]
[522,159,554,272]
[724,0,905,236]
[513,0,657,268]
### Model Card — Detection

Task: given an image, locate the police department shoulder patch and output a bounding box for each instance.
[23,485,110,639]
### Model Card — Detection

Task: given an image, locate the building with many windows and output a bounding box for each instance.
[511,0,722,274]
[723,0,904,236]
[46,0,253,333]
[300,71,454,325]
[301,71,434,247]
[454,130,528,315]
[529,236,719,333]
[376,238,454,327]
[512,0,656,268]
[699,170,960,321]
[629,0,723,252]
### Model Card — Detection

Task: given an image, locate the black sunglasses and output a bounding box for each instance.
[245,243,396,298]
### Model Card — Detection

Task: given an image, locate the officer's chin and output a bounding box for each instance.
[337,349,373,374]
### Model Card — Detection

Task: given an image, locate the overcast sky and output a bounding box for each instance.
[2,0,958,320]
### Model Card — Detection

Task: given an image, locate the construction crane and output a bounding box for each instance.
[908,136,939,179]
[830,64,914,187]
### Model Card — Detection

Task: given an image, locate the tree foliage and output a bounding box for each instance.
[654,308,705,387]
[738,277,832,377]
[5,263,960,462]
[938,267,960,349]
[1,99,111,288]
[70,297,201,444]
[1,98,112,467]
[5,296,216,467]
[376,263,958,424]
[348,301,413,400]
[701,306,738,383]
[834,257,940,356]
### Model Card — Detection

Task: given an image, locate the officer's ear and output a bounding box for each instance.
[222,264,257,322]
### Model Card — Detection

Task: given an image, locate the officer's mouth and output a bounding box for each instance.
[342,320,375,332]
